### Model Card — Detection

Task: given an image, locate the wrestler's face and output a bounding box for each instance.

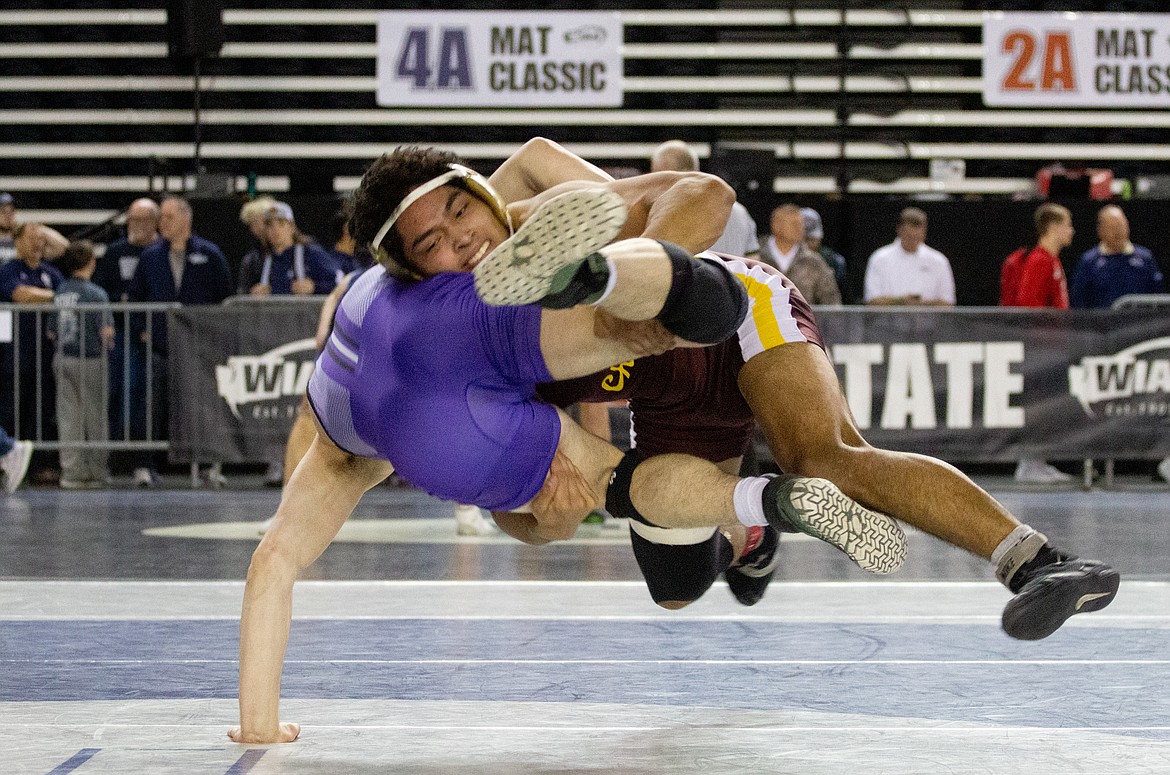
[394,184,509,276]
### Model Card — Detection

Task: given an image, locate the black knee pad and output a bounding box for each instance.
[605,449,657,525]
[655,241,749,344]
[630,528,735,605]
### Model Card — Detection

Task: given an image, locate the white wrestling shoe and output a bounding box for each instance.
[473,189,627,307]
[455,503,496,536]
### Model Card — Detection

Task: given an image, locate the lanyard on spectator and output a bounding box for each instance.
[260,244,306,286]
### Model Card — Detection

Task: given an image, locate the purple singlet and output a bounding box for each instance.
[307,266,560,511]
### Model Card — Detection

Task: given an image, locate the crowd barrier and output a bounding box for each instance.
[3,300,1168,486]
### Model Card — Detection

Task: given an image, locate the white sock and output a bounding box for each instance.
[732,476,771,527]
[991,524,1048,587]
[589,255,619,305]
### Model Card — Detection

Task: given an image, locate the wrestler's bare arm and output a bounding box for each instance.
[487,137,613,202]
[231,425,392,745]
[314,274,353,351]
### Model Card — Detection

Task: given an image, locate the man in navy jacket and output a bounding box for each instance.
[127,196,232,486]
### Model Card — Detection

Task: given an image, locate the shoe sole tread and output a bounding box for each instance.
[473,190,627,306]
[776,477,906,574]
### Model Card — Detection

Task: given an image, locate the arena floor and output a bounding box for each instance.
[2,477,1168,774]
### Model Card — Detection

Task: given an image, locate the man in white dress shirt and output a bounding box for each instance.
[864,207,955,306]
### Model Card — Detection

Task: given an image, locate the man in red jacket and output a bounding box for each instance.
[1001,202,1072,308]
[1000,202,1074,483]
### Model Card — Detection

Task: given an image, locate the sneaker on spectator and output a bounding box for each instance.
[1,441,33,495]
[1158,457,1170,484]
[264,461,284,488]
[454,503,496,536]
[60,478,91,490]
[133,467,160,488]
[199,464,228,489]
[1014,459,1074,484]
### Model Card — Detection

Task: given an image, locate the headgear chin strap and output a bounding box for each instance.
[370,163,513,257]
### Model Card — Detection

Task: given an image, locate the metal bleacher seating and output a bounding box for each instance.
[2,0,1169,228]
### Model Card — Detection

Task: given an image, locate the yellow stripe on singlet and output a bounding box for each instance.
[736,272,786,349]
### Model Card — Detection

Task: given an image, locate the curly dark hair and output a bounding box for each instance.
[349,146,461,279]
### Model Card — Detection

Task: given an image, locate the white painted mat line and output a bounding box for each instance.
[5,579,1168,588]
[6,658,1169,666]
[7,723,1170,733]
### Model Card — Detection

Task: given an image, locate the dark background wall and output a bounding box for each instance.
[761,197,1170,306]
[185,193,1170,308]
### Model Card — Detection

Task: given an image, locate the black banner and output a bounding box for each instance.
[168,303,1170,463]
[168,301,322,462]
[817,308,1170,460]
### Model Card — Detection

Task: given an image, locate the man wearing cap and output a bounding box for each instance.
[247,202,341,297]
[800,207,846,296]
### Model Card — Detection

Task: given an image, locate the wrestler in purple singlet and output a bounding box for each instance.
[307,265,560,511]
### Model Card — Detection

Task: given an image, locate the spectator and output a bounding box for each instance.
[95,198,160,303]
[1070,205,1164,309]
[250,202,341,297]
[0,425,32,494]
[235,196,277,296]
[0,223,64,484]
[759,204,841,304]
[801,207,847,295]
[1000,202,1075,485]
[650,140,759,258]
[0,193,15,264]
[95,198,160,454]
[1069,204,1167,483]
[0,193,67,264]
[129,196,233,487]
[864,207,955,306]
[53,241,114,489]
[328,207,374,276]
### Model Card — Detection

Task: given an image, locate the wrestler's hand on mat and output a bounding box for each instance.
[593,310,676,357]
[228,722,301,744]
[531,450,598,541]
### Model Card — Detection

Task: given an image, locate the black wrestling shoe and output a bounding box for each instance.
[1001,554,1120,641]
[472,189,627,307]
[724,525,780,606]
[762,474,906,575]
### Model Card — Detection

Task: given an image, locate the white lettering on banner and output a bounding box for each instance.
[376,11,622,107]
[832,342,1026,430]
[0,310,11,344]
[983,12,1170,107]
[215,338,316,420]
[1068,336,1170,418]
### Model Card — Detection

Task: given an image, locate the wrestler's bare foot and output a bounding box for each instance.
[228,722,301,744]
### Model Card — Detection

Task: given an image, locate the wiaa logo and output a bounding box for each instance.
[215,338,316,420]
[1068,336,1170,419]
